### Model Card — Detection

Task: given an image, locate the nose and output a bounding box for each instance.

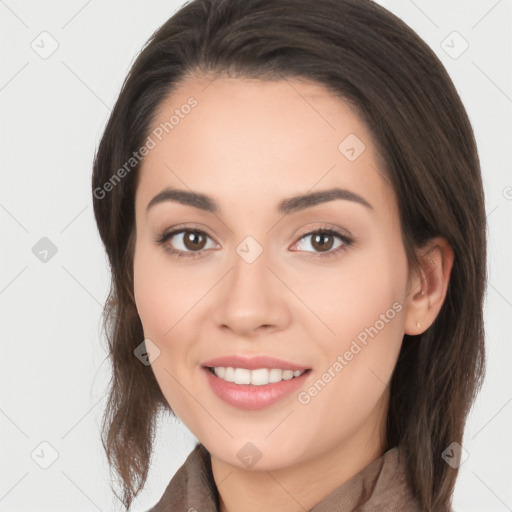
[211,246,292,337]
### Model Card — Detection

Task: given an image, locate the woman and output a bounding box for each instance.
[92,0,487,510]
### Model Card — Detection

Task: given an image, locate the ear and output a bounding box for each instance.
[403,236,455,335]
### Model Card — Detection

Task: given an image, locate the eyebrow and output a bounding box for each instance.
[146,186,373,215]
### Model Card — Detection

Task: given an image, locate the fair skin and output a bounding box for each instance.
[133,75,454,512]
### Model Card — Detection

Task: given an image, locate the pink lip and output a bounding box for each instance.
[201,355,310,371]
[202,366,312,410]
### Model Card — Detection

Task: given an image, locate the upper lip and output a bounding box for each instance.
[201,355,310,371]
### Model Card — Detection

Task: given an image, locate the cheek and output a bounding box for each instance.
[133,245,168,338]
[132,240,208,381]
[133,242,198,413]
[133,241,192,339]
[301,241,407,339]
[301,239,408,400]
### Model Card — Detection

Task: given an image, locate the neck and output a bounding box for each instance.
[210,403,388,512]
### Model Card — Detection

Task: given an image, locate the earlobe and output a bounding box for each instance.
[404,237,454,336]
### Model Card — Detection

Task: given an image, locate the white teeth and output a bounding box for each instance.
[224,367,235,382]
[251,368,269,385]
[212,367,306,385]
[234,368,251,384]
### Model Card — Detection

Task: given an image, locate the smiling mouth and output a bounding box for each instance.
[205,366,312,386]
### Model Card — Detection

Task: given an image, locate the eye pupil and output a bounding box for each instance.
[184,231,206,250]
[312,232,334,252]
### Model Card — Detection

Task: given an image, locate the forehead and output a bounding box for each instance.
[136,75,391,213]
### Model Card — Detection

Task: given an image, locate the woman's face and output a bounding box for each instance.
[133,76,418,469]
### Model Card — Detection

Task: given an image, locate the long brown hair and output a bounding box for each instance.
[92,0,487,509]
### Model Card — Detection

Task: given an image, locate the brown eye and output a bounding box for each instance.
[156,227,218,259]
[292,228,353,259]
[310,232,335,252]
[182,230,207,251]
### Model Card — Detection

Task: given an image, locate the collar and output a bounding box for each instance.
[148,442,424,511]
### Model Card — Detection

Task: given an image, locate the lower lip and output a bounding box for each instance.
[202,367,311,410]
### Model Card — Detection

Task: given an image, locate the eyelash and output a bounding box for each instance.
[155,225,354,260]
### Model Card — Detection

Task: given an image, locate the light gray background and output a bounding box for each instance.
[0,0,511,510]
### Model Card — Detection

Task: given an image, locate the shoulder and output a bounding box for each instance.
[146,442,218,512]
[310,445,424,512]
[365,445,424,511]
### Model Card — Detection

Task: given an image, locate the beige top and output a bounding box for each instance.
[147,442,426,511]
